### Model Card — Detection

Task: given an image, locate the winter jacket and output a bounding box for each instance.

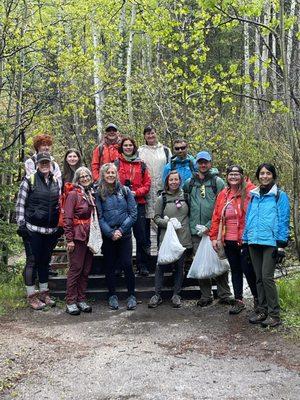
[138,143,172,218]
[95,185,137,239]
[91,143,120,182]
[115,154,151,205]
[63,187,94,243]
[162,154,195,187]
[210,180,256,244]
[242,184,290,247]
[154,189,192,249]
[183,169,225,235]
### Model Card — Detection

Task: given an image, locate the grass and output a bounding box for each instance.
[0,262,27,316]
[277,271,300,331]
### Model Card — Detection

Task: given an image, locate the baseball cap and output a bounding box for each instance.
[36,152,51,163]
[195,151,212,162]
[105,123,118,132]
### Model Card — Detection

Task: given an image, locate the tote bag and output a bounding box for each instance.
[87,207,102,255]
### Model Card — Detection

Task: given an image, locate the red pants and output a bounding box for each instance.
[66,240,93,304]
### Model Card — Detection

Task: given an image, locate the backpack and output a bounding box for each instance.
[161,191,190,217]
[185,175,218,196]
[58,182,76,227]
[163,146,171,163]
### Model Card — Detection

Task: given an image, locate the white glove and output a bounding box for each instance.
[195,224,207,237]
[169,218,182,230]
[164,216,169,221]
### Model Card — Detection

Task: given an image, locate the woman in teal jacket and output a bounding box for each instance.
[243,163,290,327]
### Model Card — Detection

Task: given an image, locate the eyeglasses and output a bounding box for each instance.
[228,173,241,177]
[174,146,187,151]
[79,175,90,180]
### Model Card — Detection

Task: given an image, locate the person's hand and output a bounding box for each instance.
[273,247,286,264]
[17,224,29,239]
[163,216,169,221]
[67,241,75,253]
[212,240,219,252]
[112,230,122,241]
[196,224,208,237]
[131,191,136,196]
[169,218,182,230]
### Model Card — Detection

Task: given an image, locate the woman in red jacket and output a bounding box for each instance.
[210,165,258,315]
[116,137,151,275]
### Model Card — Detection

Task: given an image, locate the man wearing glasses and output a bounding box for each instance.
[183,151,233,307]
[162,138,195,186]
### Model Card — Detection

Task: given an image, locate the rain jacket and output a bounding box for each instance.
[162,155,195,187]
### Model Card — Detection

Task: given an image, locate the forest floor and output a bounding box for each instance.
[0,298,299,400]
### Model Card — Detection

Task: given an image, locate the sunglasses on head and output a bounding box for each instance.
[174,145,187,151]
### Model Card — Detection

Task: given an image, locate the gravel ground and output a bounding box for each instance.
[0,299,299,400]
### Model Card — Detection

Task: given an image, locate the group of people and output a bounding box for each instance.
[16,123,290,328]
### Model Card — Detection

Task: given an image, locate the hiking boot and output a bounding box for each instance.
[218,297,235,306]
[48,268,58,277]
[77,301,92,313]
[139,266,149,276]
[108,295,119,310]
[249,312,267,324]
[229,299,246,315]
[171,294,182,308]
[39,290,56,307]
[66,303,81,315]
[148,294,163,308]
[127,295,137,311]
[196,298,213,307]
[261,316,282,328]
[28,293,46,310]
[253,298,259,313]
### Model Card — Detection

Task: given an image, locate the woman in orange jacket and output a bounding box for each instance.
[210,165,258,314]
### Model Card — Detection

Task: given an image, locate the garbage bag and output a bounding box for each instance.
[187,235,229,279]
[157,221,185,265]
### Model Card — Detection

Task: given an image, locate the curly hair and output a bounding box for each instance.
[33,134,53,151]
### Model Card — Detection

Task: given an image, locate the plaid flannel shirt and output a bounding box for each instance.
[16,176,58,235]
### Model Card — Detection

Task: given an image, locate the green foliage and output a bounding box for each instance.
[277,272,300,329]
[0,261,26,316]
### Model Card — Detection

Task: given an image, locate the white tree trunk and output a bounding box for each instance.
[287,0,296,75]
[243,21,250,111]
[261,2,271,98]
[118,1,126,72]
[254,24,261,112]
[125,4,136,127]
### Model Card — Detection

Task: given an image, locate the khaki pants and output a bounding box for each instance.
[192,235,232,301]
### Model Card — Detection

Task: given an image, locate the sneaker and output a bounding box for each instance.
[28,293,46,310]
[39,290,56,307]
[249,312,267,324]
[171,294,182,308]
[77,301,92,313]
[66,303,81,315]
[139,266,149,276]
[148,294,163,308]
[127,295,137,310]
[229,299,246,315]
[261,316,282,328]
[196,298,213,307]
[218,297,235,305]
[108,295,119,310]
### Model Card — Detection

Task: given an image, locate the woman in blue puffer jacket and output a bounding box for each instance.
[95,163,137,311]
[243,163,290,328]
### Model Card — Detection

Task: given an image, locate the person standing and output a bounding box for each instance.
[210,165,258,314]
[95,163,137,311]
[64,167,94,315]
[16,152,60,310]
[116,137,151,276]
[91,123,122,182]
[183,151,233,307]
[138,125,172,250]
[162,138,195,187]
[243,163,290,327]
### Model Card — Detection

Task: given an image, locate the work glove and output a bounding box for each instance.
[169,217,182,230]
[17,224,29,239]
[163,216,169,221]
[273,248,286,264]
[195,224,207,237]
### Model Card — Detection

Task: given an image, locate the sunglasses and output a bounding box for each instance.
[174,145,187,151]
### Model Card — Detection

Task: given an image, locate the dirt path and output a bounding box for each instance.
[0,300,299,400]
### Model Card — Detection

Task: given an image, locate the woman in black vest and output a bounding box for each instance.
[16,152,60,310]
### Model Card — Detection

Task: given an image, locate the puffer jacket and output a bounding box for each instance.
[162,155,195,187]
[154,189,192,248]
[210,179,256,244]
[116,154,151,204]
[95,185,137,239]
[242,184,290,247]
[183,169,225,235]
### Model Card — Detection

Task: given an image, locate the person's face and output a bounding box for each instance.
[78,171,92,187]
[104,167,117,184]
[37,160,51,175]
[174,141,188,159]
[197,159,211,174]
[227,169,243,187]
[66,152,79,167]
[38,144,52,153]
[105,128,118,141]
[168,173,180,191]
[122,140,134,156]
[259,167,274,186]
[144,130,157,146]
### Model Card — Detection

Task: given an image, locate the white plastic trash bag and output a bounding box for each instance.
[157,221,185,265]
[187,235,229,279]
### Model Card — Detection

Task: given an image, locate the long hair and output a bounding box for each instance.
[255,163,277,181]
[63,148,82,183]
[98,163,121,200]
[164,170,181,191]
[226,165,247,211]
